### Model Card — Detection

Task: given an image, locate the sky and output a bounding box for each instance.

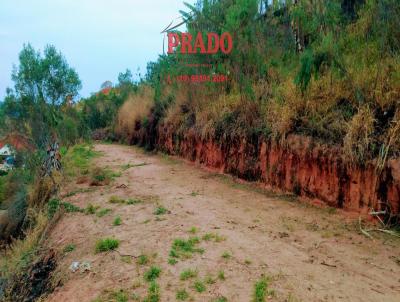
[0,0,188,100]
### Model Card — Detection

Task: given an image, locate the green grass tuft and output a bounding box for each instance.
[113,216,122,226]
[144,266,162,282]
[153,205,168,215]
[193,280,206,293]
[180,268,198,280]
[176,289,189,301]
[95,238,120,253]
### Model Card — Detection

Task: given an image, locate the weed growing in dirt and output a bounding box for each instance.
[169,237,204,260]
[218,270,225,280]
[221,251,231,259]
[92,289,129,302]
[84,203,99,214]
[202,233,226,242]
[96,208,112,217]
[144,266,161,282]
[143,281,160,302]
[193,280,206,293]
[137,254,149,265]
[252,277,273,302]
[180,268,198,280]
[176,289,189,300]
[127,198,143,205]
[90,167,112,186]
[168,258,178,265]
[95,238,120,253]
[109,196,126,204]
[190,191,200,196]
[205,274,216,284]
[153,205,168,215]
[113,216,122,226]
[47,198,83,218]
[188,227,198,234]
[63,244,76,253]
[245,259,252,265]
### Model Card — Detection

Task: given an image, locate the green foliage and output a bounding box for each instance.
[176,289,189,300]
[193,280,206,292]
[143,281,160,302]
[137,254,149,265]
[63,244,76,253]
[252,277,271,302]
[180,268,198,280]
[113,216,122,226]
[96,208,112,217]
[153,205,168,215]
[4,44,82,148]
[138,0,400,161]
[47,198,83,218]
[169,237,203,260]
[144,266,162,282]
[95,238,120,253]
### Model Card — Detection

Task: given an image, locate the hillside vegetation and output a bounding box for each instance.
[112,0,400,164]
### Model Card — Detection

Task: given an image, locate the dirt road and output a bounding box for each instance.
[46,143,400,302]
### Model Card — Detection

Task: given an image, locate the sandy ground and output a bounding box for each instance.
[45,143,400,302]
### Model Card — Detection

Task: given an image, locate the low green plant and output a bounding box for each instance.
[176,289,189,301]
[204,274,216,284]
[188,227,198,234]
[169,237,203,261]
[144,266,161,282]
[143,281,160,302]
[180,268,198,280]
[253,277,272,302]
[193,280,206,293]
[109,196,126,204]
[137,254,149,265]
[85,203,98,214]
[127,198,143,205]
[95,238,120,253]
[47,199,83,218]
[218,270,225,280]
[202,233,226,242]
[113,216,122,226]
[96,208,112,217]
[221,251,231,259]
[153,205,168,215]
[63,243,76,253]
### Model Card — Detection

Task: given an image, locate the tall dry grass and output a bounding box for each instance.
[115,85,154,139]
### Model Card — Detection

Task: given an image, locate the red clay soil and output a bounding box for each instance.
[157,125,400,216]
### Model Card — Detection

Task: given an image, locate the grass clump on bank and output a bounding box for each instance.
[95,238,120,253]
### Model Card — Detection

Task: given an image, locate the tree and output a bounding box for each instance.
[4,44,82,148]
[11,44,81,106]
[118,69,133,86]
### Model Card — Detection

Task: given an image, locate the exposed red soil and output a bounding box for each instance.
[157,125,400,216]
